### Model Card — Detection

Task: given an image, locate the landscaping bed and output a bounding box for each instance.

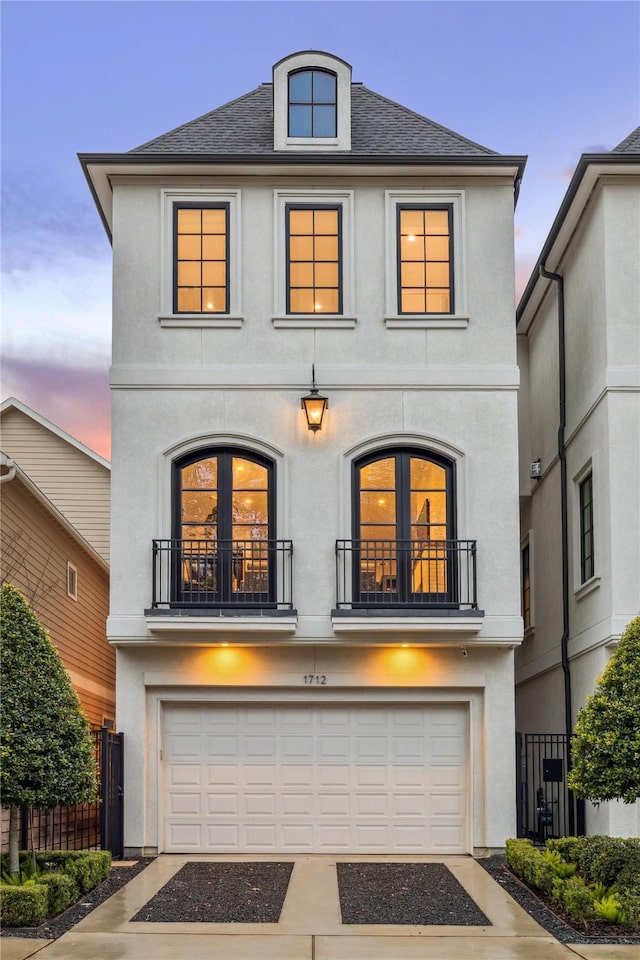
[479,836,640,945]
[0,853,152,939]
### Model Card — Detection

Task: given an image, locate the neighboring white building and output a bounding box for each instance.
[516,128,640,838]
[81,51,526,857]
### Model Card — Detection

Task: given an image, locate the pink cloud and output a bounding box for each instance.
[1,355,111,461]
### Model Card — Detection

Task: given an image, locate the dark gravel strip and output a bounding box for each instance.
[1,858,154,941]
[337,862,491,926]
[131,861,294,923]
[478,855,640,945]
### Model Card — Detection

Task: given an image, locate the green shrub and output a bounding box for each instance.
[39,872,79,917]
[563,877,596,921]
[0,882,48,926]
[35,851,111,892]
[543,849,577,878]
[546,837,587,864]
[505,838,556,893]
[593,893,624,924]
[619,890,640,930]
[575,837,640,890]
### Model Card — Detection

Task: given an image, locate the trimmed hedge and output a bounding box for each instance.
[0,850,112,926]
[506,837,640,931]
[0,883,48,926]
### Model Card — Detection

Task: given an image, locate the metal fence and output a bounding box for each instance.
[516,732,585,841]
[1,727,124,858]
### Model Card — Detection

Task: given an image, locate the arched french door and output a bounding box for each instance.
[174,448,275,605]
[353,448,456,605]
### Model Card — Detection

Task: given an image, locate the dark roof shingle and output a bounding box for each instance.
[130,83,498,158]
[612,126,640,154]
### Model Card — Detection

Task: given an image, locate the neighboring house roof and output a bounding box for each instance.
[131,83,498,158]
[0,397,110,471]
[517,127,640,329]
[0,397,111,563]
[0,452,109,575]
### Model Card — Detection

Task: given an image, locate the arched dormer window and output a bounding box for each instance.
[272,51,351,152]
[288,69,337,138]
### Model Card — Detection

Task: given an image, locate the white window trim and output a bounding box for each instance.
[67,562,78,601]
[572,456,600,596]
[384,189,468,327]
[272,189,356,328]
[159,188,242,327]
[273,51,352,152]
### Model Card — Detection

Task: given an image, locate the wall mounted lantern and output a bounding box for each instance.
[301,365,328,432]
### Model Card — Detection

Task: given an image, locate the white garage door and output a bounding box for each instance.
[163,703,468,854]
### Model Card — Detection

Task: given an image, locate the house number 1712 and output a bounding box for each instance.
[303,674,327,685]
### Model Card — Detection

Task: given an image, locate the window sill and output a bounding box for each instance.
[272,315,357,329]
[158,315,244,328]
[384,315,469,329]
[574,576,601,600]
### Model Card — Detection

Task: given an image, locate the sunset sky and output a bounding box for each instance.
[2,0,638,461]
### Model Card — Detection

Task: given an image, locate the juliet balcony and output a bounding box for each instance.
[333,538,480,619]
[149,538,295,613]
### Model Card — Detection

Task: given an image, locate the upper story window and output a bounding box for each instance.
[352,448,456,605]
[66,561,78,601]
[174,203,229,314]
[160,189,241,327]
[288,70,337,137]
[398,205,453,314]
[287,205,341,314]
[579,471,594,583]
[273,51,351,152]
[385,190,467,327]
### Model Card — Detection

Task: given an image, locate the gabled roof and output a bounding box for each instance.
[0,397,110,470]
[131,83,498,158]
[517,126,640,329]
[0,453,109,575]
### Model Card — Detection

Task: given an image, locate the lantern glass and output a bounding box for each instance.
[301,392,328,431]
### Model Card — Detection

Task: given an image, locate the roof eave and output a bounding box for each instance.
[517,153,640,332]
[79,151,527,240]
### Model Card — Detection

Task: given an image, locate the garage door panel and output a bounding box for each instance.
[163,703,468,854]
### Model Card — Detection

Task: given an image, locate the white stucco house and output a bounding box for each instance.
[80,51,526,857]
[516,127,640,838]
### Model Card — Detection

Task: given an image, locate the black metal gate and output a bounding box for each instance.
[97,727,124,857]
[516,732,585,841]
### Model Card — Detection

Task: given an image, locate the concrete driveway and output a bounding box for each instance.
[2,854,637,960]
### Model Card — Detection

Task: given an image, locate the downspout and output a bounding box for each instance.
[539,264,575,836]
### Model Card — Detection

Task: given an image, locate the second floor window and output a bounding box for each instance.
[398,205,453,314]
[287,205,342,314]
[175,449,274,603]
[288,69,337,137]
[579,472,594,583]
[353,448,455,604]
[521,543,531,629]
[174,203,229,313]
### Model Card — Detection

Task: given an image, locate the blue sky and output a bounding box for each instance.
[2,0,638,459]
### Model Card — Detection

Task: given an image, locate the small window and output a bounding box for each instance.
[174,203,229,314]
[397,205,453,314]
[579,472,594,583]
[288,69,337,137]
[521,543,531,629]
[286,205,342,314]
[67,562,78,600]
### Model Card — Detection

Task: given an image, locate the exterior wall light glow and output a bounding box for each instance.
[301,364,328,432]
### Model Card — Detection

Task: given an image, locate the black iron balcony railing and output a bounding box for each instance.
[335,539,478,610]
[151,539,294,610]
